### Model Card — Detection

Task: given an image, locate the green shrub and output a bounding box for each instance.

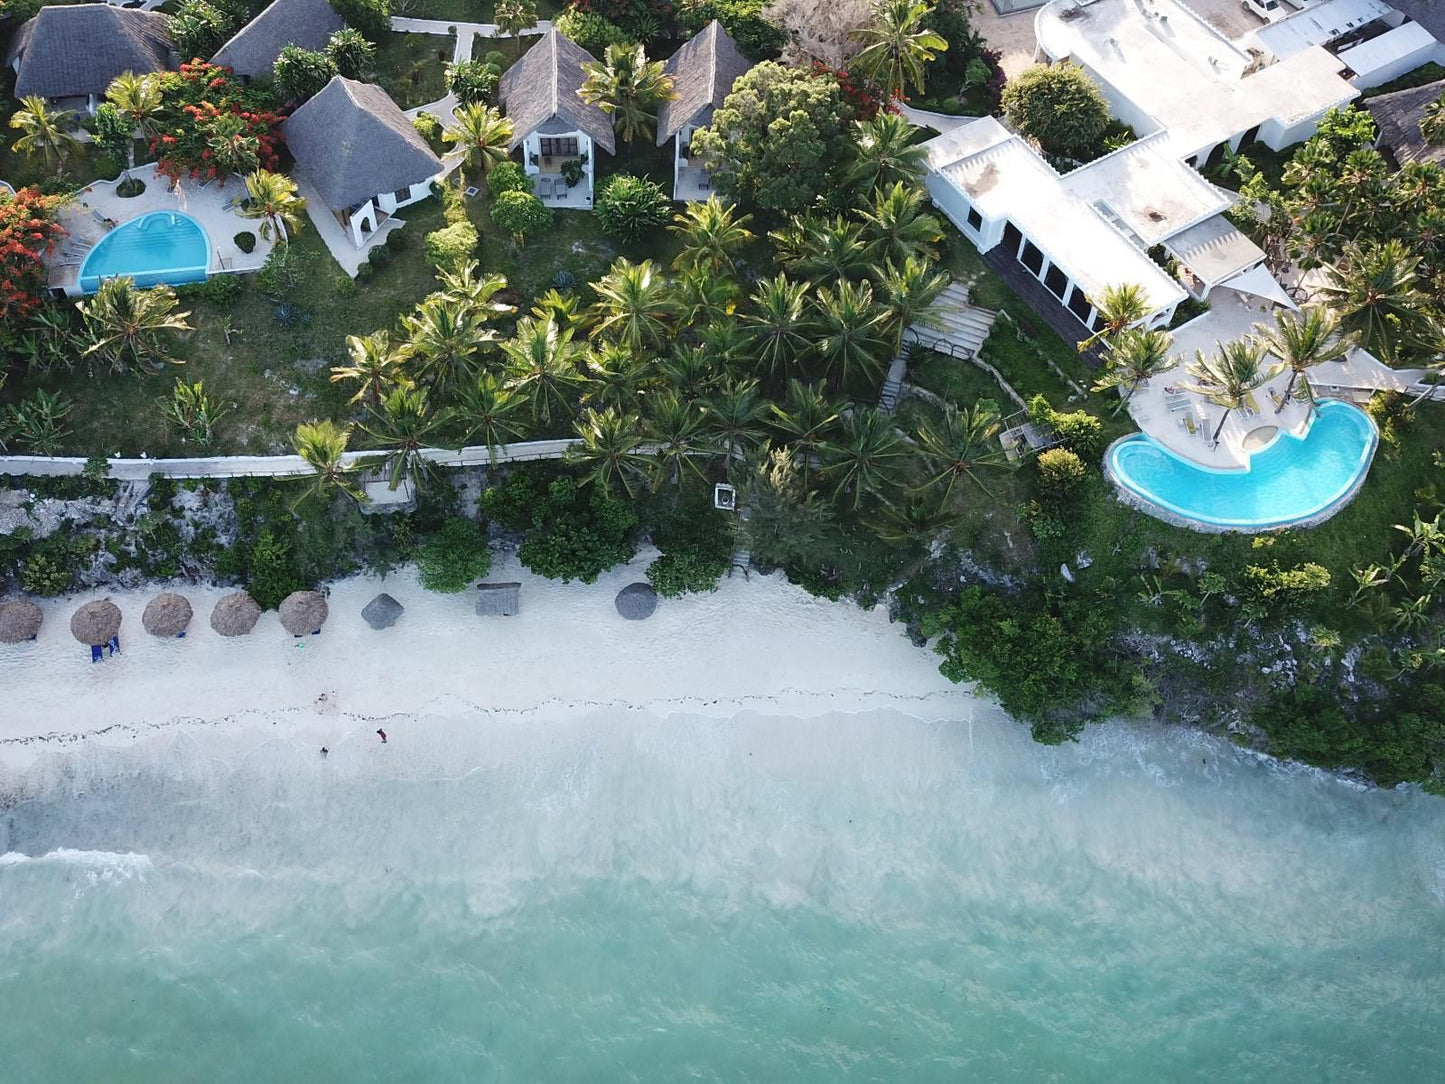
[1035,447,1087,501]
[491,190,552,242]
[1240,562,1331,612]
[423,220,479,269]
[257,244,315,296]
[1001,63,1110,160]
[233,231,257,254]
[385,228,408,251]
[367,243,392,267]
[595,173,671,242]
[1050,410,1104,461]
[246,530,306,610]
[272,45,337,103]
[330,0,390,41]
[554,10,632,55]
[646,497,734,597]
[115,176,146,199]
[413,111,442,143]
[446,58,501,104]
[487,160,533,198]
[677,0,787,60]
[326,27,376,78]
[335,273,357,297]
[22,553,73,596]
[179,274,244,306]
[416,516,493,592]
[648,548,729,596]
[482,49,506,70]
[483,468,638,583]
[355,262,374,281]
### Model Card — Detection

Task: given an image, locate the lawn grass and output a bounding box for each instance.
[394,0,567,23]
[373,30,455,109]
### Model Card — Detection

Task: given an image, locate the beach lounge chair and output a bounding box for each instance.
[90,644,103,663]
[108,635,120,656]
[1244,392,1260,415]
[536,176,554,200]
[1168,396,1190,413]
[1181,414,1198,435]
[1269,388,1284,409]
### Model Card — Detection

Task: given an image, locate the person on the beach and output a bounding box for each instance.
[321,747,329,758]
[377,729,387,743]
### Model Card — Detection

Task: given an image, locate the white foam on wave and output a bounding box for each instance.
[0,847,152,886]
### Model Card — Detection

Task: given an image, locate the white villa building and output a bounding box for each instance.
[656,20,753,202]
[498,28,615,210]
[283,77,443,248]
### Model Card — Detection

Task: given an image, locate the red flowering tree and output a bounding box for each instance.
[813,60,893,121]
[150,62,285,185]
[0,188,66,324]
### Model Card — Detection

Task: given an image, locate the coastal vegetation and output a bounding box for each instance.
[2,0,1445,791]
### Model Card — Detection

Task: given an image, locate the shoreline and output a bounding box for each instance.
[1,553,983,773]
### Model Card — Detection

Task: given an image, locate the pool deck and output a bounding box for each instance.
[1122,289,1421,470]
[49,165,275,293]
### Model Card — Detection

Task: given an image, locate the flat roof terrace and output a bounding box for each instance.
[1063,134,1232,246]
[1036,0,1359,157]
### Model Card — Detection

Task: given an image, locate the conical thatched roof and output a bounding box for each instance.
[361,592,404,630]
[210,591,262,637]
[615,582,657,620]
[0,599,43,644]
[70,598,122,645]
[279,590,329,635]
[142,592,193,638]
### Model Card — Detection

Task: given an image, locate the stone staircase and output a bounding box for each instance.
[906,283,999,358]
[878,355,908,412]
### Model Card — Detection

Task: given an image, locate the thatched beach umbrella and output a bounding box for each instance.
[142,592,193,638]
[210,591,261,637]
[0,599,43,644]
[279,590,328,636]
[361,592,404,630]
[614,582,658,621]
[70,598,122,646]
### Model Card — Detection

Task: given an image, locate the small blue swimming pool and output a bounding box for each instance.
[79,211,211,293]
[1106,399,1378,530]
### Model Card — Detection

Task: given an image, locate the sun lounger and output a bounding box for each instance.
[536,176,553,200]
[90,644,103,663]
[1168,397,1191,412]
[1244,392,1260,415]
[1268,388,1284,409]
[1181,414,1198,435]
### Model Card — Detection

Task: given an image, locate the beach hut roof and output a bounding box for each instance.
[70,598,122,645]
[142,592,193,638]
[0,599,43,644]
[656,20,753,147]
[8,5,174,100]
[279,590,329,635]
[211,0,342,79]
[498,27,616,155]
[475,582,521,617]
[210,591,262,636]
[361,592,404,629]
[282,76,442,210]
[614,582,657,620]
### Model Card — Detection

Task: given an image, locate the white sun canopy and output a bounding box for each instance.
[1220,265,1298,310]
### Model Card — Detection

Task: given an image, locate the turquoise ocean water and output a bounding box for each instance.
[2,707,1443,1082]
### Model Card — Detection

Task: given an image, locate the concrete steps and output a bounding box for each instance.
[907,283,998,359]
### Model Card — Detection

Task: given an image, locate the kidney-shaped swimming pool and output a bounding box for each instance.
[79,211,211,294]
[1106,399,1378,530]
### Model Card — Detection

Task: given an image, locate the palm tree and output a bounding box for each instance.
[772,214,871,280]
[912,403,1010,501]
[877,256,949,352]
[457,371,529,459]
[703,377,769,470]
[849,0,949,101]
[8,96,80,170]
[645,391,710,488]
[583,340,653,412]
[823,407,912,511]
[743,274,814,380]
[659,344,721,400]
[443,103,514,183]
[401,295,499,404]
[589,258,675,353]
[500,315,587,428]
[494,0,538,57]
[1319,239,1435,364]
[1253,305,1349,412]
[674,266,739,331]
[292,419,362,507]
[569,406,651,497]
[532,287,584,329]
[433,261,514,317]
[104,71,164,177]
[769,379,841,487]
[331,330,413,406]
[1422,93,1445,146]
[359,385,453,491]
[1092,327,1174,415]
[79,278,193,375]
[1183,339,1284,444]
[846,112,928,194]
[578,42,674,147]
[814,278,892,390]
[1076,283,1150,353]
[858,182,943,266]
[204,112,261,177]
[670,197,754,274]
[239,169,307,243]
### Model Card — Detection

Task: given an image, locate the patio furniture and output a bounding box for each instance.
[536,175,554,200]
[1244,392,1261,415]
[1181,414,1198,435]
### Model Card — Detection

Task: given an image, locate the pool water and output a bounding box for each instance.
[1107,399,1378,530]
[78,211,211,293]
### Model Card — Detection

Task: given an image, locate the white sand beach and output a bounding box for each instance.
[1,552,981,772]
